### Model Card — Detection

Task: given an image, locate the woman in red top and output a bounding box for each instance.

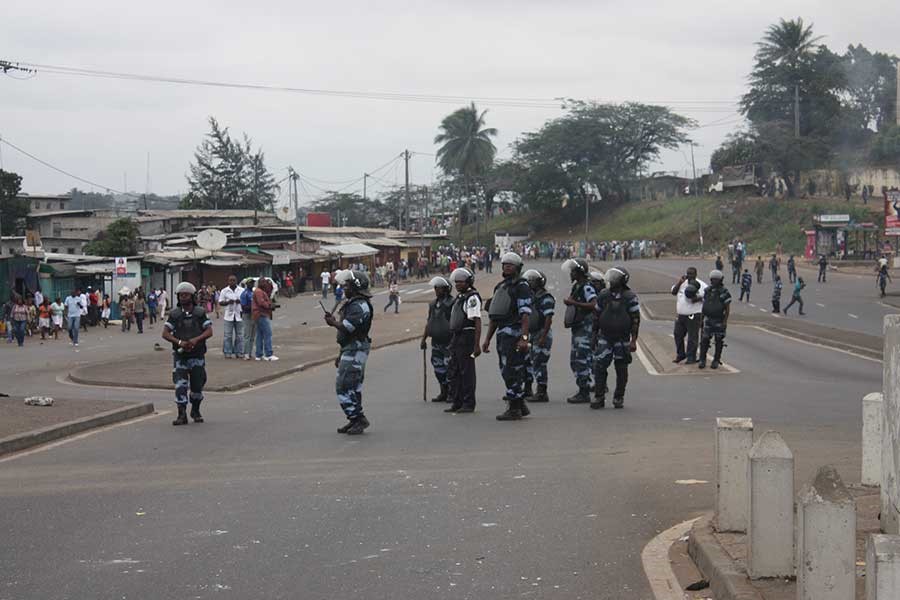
[38,299,52,340]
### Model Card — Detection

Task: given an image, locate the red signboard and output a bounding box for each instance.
[306,212,332,227]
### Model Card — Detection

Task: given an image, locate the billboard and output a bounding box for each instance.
[886,191,900,236]
[306,212,332,227]
[115,257,128,276]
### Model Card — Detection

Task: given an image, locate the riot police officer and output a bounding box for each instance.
[162,281,214,426]
[483,252,533,421]
[523,269,555,403]
[324,270,374,435]
[591,267,640,409]
[698,269,731,369]
[420,276,454,403]
[446,268,482,413]
[561,258,597,404]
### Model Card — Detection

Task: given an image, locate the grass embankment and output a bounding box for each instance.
[458,195,880,255]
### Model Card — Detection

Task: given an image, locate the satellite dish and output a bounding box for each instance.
[195,229,227,252]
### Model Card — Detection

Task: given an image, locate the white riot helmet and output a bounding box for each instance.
[709,269,724,283]
[500,252,524,273]
[175,281,197,295]
[523,269,546,289]
[429,276,450,289]
[604,266,630,289]
[449,267,474,286]
[335,270,372,297]
[561,258,589,275]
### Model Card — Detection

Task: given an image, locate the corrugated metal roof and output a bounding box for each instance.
[260,249,316,261]
[316,243,379,258]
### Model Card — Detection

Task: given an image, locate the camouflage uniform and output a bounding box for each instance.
[592,288,640,405]
[526,291,556,388]
[699,284,732,367]
[491,277,533,405]
[165,306,212,407]
[427,296,455,389]
[568,281,597,392]
[335,297,373,420]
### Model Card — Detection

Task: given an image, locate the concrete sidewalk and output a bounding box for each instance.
[688,487,878,600]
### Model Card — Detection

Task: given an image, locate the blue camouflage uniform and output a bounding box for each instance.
[699,283,731,366]
[772,279,783,312]
[526,290,555,387]
[491,277,533,403]
[593,288,640,401]
[567,281,597,391]
[427,295,455,388]
[165,305,212,406]
[335,297,373,420]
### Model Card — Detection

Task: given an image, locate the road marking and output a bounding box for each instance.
[634,343,660,376]
[848,313,859,319]
[642,517,701,600]
[748,303,755,307]
[0,410,171,464]
[816,303,825,307]
[759,308,767,312]
[745,325,881,363]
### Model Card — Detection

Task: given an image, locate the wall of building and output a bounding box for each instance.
[800,167,900,197]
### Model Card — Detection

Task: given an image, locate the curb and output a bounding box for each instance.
[687,514,763,600]
[0,402,155,457]
[67,334,423,393]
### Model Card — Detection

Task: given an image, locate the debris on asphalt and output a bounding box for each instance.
[24,396,54,406]
[685,579,709,591]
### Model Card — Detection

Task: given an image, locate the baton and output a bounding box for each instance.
[422,347,427,402]
[318,300,332,315]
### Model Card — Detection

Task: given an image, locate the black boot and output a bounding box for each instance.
[698,340,709,369]
[431,384,448,403]
[612,362,628,408]
[531,384,549,403]
[172,404,188,426]
[590,392,605,409]
[520,398,530,417]
[341,415,371,435]
[711,339,723,369]
[496,398,523,421]
[189,399,204,423]
[566,388,590,404]
[591,370,607,409]
[523,381,534,400]
[444,402,462,413]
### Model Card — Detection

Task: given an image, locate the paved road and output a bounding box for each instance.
[0,261,882,599]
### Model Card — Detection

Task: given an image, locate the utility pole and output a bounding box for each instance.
[584,193,589,255]
[689,142,699,196]
[403,150,410,232]
[896,63,900,126]
[363,173,368,202]
[289,167,300,251]
[794,84,801,138]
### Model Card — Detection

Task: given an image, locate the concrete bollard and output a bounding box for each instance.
[882,315,900,533]
[747,430,794,579]
[863,393,884,487]
[715,417,754,532]
[866,534,900,600]
[796,465,856,600]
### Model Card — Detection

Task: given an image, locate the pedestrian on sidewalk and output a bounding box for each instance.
[671,267,706,365]
[79,289,89,331]
[698,270,731,369]
[101,296,111,328]
[120,293,133,332]
[325,270,374,435]
[321,270,330,299]
[218,274,244,359]
[740,268,752,302]
[384,280,400,313]
[157,288,168,320]
[252,278,278,361]
[772,275,783,313]
[240,281,256,360]
[591,266,640,408]
[65,289,83,346]
[787,255,797,283]
[420,276,454,403]
[50,296,64,339]
[162,282,213,426]
[147,289,158,326]
[38,299,51,340]
[10,296,28,347]
[133,291,146,334]
[755,256,765,284]
[817,254,828,282]
[783,277,806,315]
[2,296,14,343]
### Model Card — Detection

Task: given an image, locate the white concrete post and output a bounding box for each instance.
[715,417,754,532]
[863,393,884,486]
[867,534,900,600]
[796,465,856,600]
[882,315,900,534]
[747,430,794,579]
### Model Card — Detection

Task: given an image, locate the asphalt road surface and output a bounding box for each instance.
[0,260,886,599]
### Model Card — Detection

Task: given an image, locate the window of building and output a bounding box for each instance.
[52,222,62,237]
[51,248,59,253]
[67,247,75,254]
[34,201,41,210]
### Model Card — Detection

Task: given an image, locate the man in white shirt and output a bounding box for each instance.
[79,290,90,331]
[670,267,707,364]
[157,288,168,319]
[218,274,244,358]
[34,289,43,307]
[321,270,331,299]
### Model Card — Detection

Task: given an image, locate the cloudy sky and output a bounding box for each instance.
[2,1,896,210]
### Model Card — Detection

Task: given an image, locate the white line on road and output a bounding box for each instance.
[749,303,755,307]
[641,517,700,600]
[745,325,880,363]
[816,303,825,307]
[759,308,767,312]
[848,313,859,319]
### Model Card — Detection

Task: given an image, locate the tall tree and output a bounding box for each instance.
[434,103,498,237]
[184,117,278,211]
[0,170,27,236]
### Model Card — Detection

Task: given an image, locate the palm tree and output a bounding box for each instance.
[755,18,823,72]
[434,103,498,242]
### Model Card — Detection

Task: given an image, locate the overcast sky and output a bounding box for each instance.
[2,1,897,211]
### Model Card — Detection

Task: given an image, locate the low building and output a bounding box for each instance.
[625,174,691,202]
[25,209,121,255]
[17,193,71,213]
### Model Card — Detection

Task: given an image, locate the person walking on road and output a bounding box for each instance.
[562,258,598,405]
[731,255,742,284]
[384,279,400,313]
[445,268,482,414]
[420,276,454,403]
[754,256,765,284]
[817,254,828,283]
[162,281,213,426]
[325,270,374,435]
[787,255,797,283]
[772,274,783,313]
[218,274,244,359]
[483,252,533,421]
[671,267,706,365]
[783,276,806,315]
[523,269,555,403]
[321,270,331,299]
[65,289,83,346]
[715,255,724,272]
[878,262,892,298]
[740,268,752,302]
[133,291,146,334]
[698,270,731,369]
[50,296,64,339]
[591,266,640,409]
[10,296,28,347]
[768,254,780,282]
